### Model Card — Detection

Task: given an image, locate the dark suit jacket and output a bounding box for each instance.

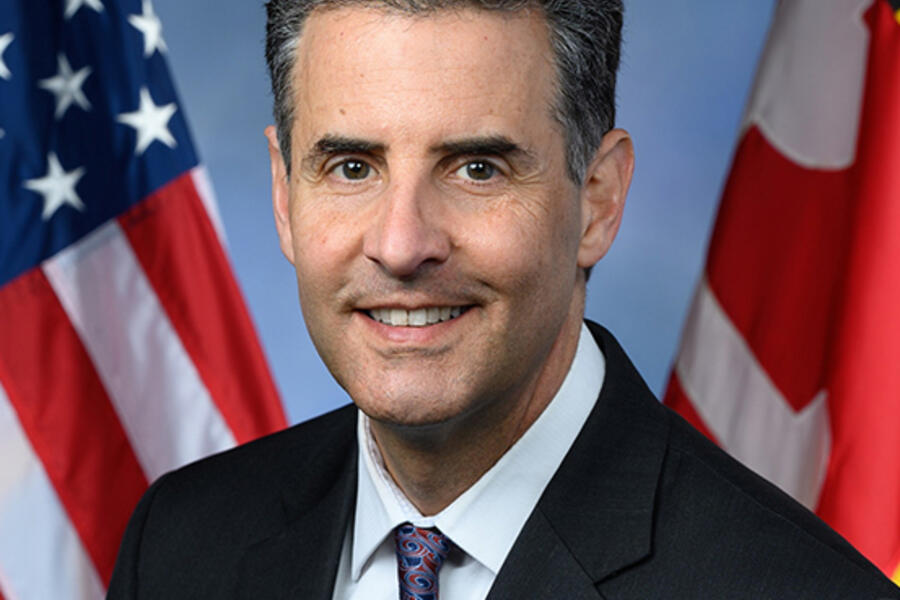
[107,322,899,598]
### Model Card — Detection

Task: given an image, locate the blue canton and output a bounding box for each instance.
[0,0,198,288]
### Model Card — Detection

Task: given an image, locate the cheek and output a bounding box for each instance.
[461,213,559,300]
[475,195,579,278]
[292,200,359,265]
[290,213,351,312]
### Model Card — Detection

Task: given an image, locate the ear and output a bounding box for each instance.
[577,128,634,269]
[265,125,296,264]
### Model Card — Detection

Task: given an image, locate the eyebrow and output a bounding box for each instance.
[432,135,540,172]
[301,135,386,171]
[432,135,534,160]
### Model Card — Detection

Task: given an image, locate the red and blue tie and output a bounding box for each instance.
[394,524,452,600]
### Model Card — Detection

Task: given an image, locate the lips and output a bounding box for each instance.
[365,306,470,327]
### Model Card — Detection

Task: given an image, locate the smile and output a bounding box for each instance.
[365,306,470,327]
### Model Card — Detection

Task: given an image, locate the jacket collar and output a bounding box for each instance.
[487,321,669,598]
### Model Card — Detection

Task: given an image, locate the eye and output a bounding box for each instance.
[336,159,371,181]
[457,160,497,182]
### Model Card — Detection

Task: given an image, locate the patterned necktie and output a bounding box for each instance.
[394,523,452,600]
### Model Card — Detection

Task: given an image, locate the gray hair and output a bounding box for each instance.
[264,0,623,184]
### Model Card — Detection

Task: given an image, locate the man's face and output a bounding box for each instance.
[270,7,623,429]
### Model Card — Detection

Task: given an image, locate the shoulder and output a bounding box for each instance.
[157,402,357,499]
[582,322,897,597]
[149,402,356,532]
[651,404,897,597]
[107,404,357,597]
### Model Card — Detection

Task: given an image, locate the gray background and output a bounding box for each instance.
[153,1,778,424]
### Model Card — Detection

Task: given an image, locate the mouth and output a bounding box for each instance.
[363,306,472,327]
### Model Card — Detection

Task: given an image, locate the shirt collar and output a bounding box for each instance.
[351,323,605,580]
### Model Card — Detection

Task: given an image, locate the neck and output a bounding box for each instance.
[369,304,585,516]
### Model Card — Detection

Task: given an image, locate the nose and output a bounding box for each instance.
[362,181,451,278]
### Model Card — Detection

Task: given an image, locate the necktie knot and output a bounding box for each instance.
[394,523,451,600]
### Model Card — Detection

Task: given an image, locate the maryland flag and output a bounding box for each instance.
[666,0,900,582]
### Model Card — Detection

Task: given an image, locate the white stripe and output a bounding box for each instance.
[0,381,105,600]
[741,0,871,169]
[191,166,227,246]
[43,220,236,481]
[675,279,831,509]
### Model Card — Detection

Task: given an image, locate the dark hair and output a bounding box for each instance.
[264,0,623,184]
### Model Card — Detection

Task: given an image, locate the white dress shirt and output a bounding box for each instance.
[331,324,605,600]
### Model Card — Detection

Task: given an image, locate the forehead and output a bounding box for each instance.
[290,6,558,148]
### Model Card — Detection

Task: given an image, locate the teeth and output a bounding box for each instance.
[408,308,427,326]
[369,307,467,327]
[390,308,408,326]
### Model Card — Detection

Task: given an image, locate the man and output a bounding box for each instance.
[108,1,899,598]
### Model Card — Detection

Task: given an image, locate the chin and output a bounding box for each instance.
[357,400,456,429]
[352,387,472,430]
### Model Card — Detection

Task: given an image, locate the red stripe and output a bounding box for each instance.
[705,127,853,412]
[662,373,719,444]
[0,268,148,585]
[120,173,287,443]
[816,0,900,573]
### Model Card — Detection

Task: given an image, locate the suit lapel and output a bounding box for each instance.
[236,407,358,599]
[488,322,670,598]
[485,509,606,599]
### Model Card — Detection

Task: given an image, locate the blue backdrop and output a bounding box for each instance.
[154,0,777,424]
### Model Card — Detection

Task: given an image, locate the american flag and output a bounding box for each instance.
[0,0,287,597]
